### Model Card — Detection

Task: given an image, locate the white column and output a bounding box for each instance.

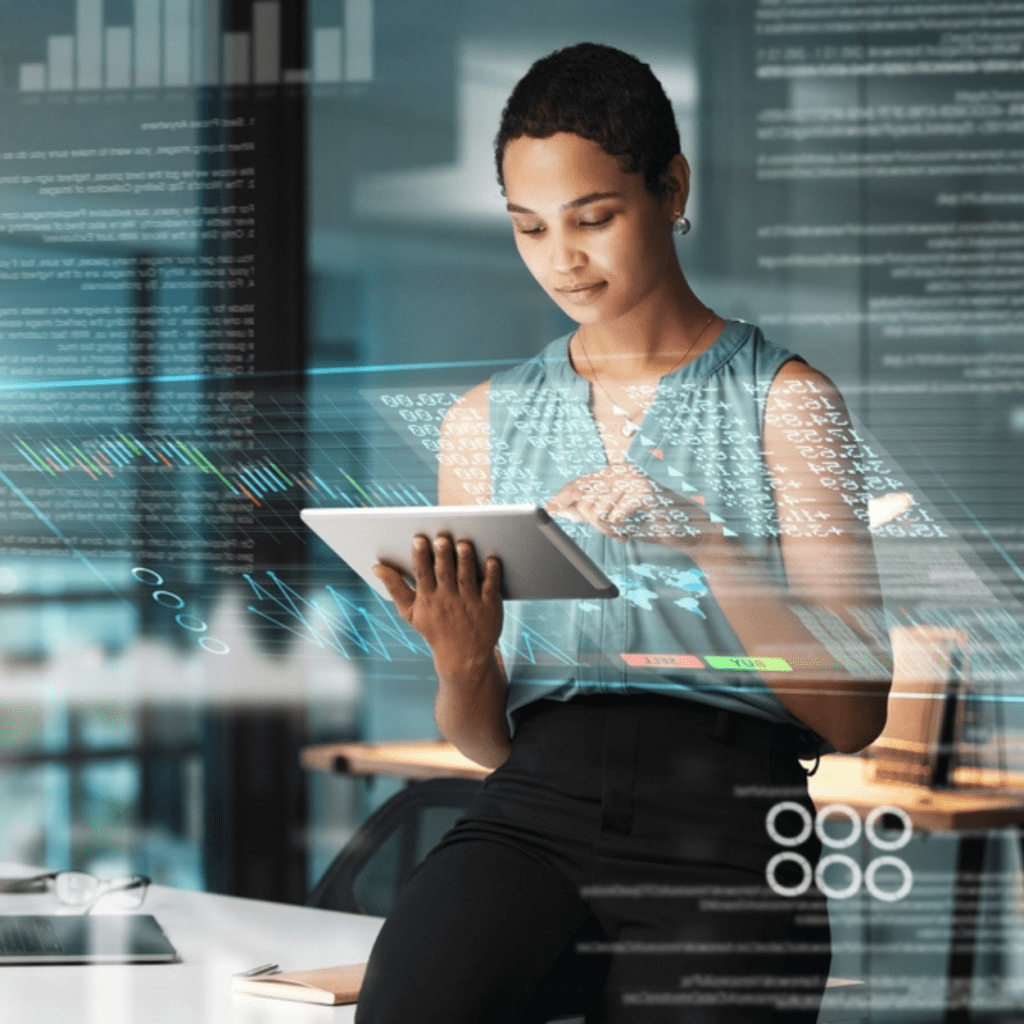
[344,0,373,82]
[313,27,342,83]
[223,32,250,85]
[253,1,280,84]
[105,27,133,89]
[20,64,47,91]
[134,0,161,88]
[76,0,103,89]
[164,0,192,87]
[47,36,75,91]
[191,0,220,86]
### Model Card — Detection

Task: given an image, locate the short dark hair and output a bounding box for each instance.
[494,42,681,198]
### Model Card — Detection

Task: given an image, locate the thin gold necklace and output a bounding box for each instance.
[578,310,718,437]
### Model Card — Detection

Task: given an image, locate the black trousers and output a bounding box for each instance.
[355,695,831,1024]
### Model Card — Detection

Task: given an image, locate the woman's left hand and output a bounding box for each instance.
[545,463,721,547]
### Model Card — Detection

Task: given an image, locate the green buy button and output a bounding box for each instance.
[705,656,792,672]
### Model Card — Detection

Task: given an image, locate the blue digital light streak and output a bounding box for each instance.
[0,359,518,393]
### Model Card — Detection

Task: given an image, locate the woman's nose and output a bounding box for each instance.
[549,232,585,274]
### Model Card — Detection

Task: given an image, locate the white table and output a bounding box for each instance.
[0,865,383,1024]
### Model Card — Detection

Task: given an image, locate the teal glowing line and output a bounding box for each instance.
[100,440,129,467]
[16,440,55,475]
[251,466,281,492]
[239,469,266,495]
[0,359,517,393]
[133,438,159,463]
[50,445,76,469]
[113,439,134,461]
[312,473,336,498]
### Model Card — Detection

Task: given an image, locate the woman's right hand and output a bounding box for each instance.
[372,534,504,677]
[373,535,511,768]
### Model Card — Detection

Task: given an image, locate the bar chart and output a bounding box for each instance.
[12,430,428,509]
[18,0,373,93]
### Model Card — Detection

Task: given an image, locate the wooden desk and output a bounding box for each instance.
[302,739,1024,824]
[808,755,1024,831]
[304,739,1024,1023]
[301,738,488,780]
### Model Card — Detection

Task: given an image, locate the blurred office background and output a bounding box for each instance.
[1,0,1024,1017]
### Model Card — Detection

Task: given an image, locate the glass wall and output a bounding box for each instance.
[1,0,1023,1016]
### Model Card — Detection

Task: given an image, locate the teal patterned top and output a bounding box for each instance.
[488,319,813,732]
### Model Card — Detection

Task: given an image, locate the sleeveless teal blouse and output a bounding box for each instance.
[489,319,812,732]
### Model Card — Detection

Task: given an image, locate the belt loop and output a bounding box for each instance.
[712,708,732,741]
[804,737,823,777]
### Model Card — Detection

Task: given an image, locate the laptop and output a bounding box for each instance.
[0,914,178,964]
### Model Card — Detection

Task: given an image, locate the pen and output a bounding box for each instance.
[233,962,280,978]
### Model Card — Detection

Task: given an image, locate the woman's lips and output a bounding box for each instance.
[556,281,606,303]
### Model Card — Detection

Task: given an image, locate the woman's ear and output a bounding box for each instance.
[662,154,691,215]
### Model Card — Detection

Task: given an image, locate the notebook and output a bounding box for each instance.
[232,963,366,1005]
[0,914,178,964]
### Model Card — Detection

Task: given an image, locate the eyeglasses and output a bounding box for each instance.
[0,871,151,913]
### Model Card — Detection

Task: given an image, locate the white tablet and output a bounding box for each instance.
[301,504,619,602]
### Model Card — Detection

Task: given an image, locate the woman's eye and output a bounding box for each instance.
[515,223,544,235]
[580,215,612,228]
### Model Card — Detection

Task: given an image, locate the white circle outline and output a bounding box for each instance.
[766,801,813,847]
[815,853,862,900]
[864,855,913,902]
[865,806,913,851]
[766,852,812,897]
[199,636,230,655]
[815,803,863,849]
[153,590,185,610]
[131,567,163,587]
[175,614,208,633]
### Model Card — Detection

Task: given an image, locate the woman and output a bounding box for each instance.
[358,43,891,1024]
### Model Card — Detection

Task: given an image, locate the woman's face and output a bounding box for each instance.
[501,132,683,327]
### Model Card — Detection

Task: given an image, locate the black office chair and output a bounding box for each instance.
[307,777,484,917]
